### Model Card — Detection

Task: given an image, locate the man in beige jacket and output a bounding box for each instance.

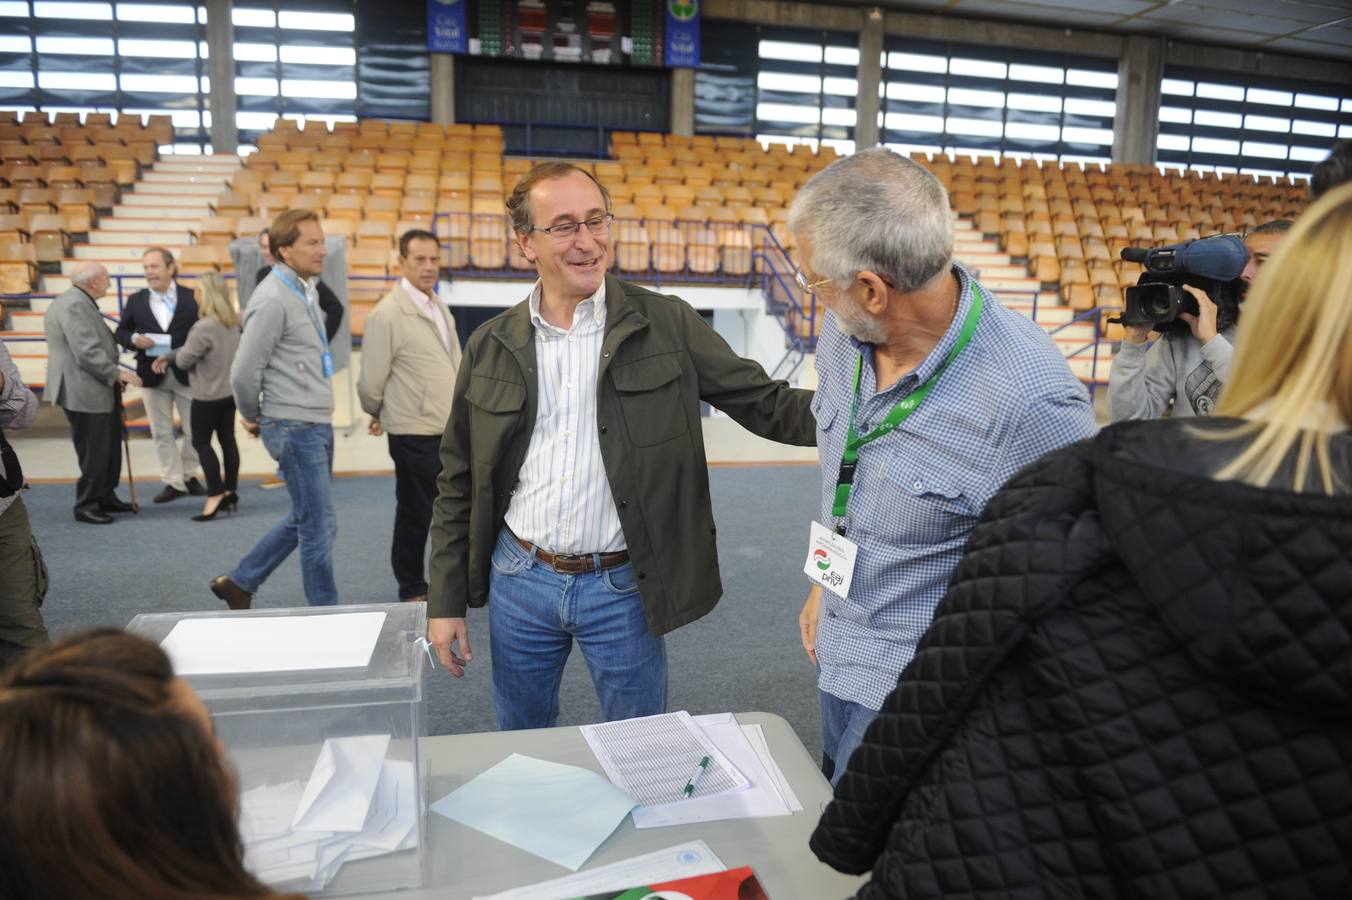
[358,229,463,602]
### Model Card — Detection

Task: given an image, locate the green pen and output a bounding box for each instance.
[682,755,711,799]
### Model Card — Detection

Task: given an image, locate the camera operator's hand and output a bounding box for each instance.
[1122,323,1154,345]
[1179,284,1218,345]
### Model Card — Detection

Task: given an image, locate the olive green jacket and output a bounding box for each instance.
[427,275,816,635]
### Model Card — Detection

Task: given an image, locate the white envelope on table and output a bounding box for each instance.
[291,734,391,833]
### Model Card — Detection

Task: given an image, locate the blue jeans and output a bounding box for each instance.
[820,688,880,787]
[487,528,666,731]
[231,418,337,606]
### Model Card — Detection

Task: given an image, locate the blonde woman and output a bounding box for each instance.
[811,184,1352,898]
[152,273,242,521]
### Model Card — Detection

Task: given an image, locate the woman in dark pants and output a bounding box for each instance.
[153,272,241,521]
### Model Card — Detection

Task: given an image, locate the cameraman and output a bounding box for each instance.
[1108,220,1291,421]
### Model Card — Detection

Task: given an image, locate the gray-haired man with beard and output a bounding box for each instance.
[788,148,1097,784]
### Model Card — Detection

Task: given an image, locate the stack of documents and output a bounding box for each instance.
[238,734,419,890]
[581,712,802,828]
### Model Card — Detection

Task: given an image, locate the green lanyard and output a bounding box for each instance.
[831,285,984,528]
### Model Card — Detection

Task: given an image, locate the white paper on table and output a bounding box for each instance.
[579,711,748,808]
[160,611,387,675]
[431,753,636,872]
[474,840,726,900]
[630,714,792,829]
[292,734,392,833]
[742,724,803,812]
[248,832,330,885]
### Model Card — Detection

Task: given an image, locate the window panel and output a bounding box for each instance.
[1244,114,1289,132]
[758,40,821,63]
[232,8,276,27]
[234,42,278,62]
[0,0,29,13]
[34,2,112,19]
[1161,78,1193,96]
[277,10,352,31]
[949,58,1005,79]
[1240,141,1287,159]
[118,39,198,58]
[888,52,945,74]
[883,37,1115,162]
[120,73,200,94]
[1194,109,1241,129]
[0,36,32,53]
[39,71,116,90]
[1294,93,1337,111]
[1161,64,1351,177]
[823,46,858,66]
[1292,119,1336,137]
[0,72,35,89]
[235,76,280,96]
[116,3,195,23]
[948,87,1003,108]
[821,107,855,127]
[280,78,356,100]
[888,82,945,103]
[35,36,115,55]
[822,77,857,96]
[757,72,819,94]
[1289,145,1330,162]
[1009,63,1062,85]
[279,44,355,66]
[1007,92,1061,113]
[756,102,820,125]
[1062,126,1112,145]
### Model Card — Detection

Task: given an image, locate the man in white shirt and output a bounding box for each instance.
[427,163,816,730]
[115,248,204,502]
[358,229,462,602]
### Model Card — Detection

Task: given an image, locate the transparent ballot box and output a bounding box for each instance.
[127,603,428,896]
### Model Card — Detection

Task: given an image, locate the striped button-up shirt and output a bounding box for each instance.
[813,264,1097,710]
[503,280,625,554]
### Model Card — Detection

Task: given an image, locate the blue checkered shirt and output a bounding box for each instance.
[812,264,1097,710]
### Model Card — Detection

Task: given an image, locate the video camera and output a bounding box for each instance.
[1119,234,1248,334]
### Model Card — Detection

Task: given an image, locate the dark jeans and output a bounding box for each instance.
[190,396,239,496]
[64,403,121,514]
[388,433,441,599]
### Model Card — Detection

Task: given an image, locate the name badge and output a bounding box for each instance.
[321,350,335,378]
[803,520,858,598]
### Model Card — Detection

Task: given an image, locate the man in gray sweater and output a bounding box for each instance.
[211,210,337,609]
[1109,221,1290,421]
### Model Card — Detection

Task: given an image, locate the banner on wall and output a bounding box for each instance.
[427,0,468,54]
[664,0,701,68]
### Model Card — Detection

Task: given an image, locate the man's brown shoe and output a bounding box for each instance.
[210,574,253,610]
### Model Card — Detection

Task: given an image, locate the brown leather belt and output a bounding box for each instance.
[513,533,629,574]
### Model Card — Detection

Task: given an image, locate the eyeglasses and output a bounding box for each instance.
[793,268,833,294]
[531,214,614,241]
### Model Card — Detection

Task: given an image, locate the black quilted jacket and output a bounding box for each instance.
[811,419,1352,899]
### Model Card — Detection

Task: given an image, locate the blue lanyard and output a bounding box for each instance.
[274,269,329,353]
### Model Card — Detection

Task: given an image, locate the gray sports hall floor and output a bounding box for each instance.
[24,465,827,755]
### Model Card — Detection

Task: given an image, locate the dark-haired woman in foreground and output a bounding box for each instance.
[0,629,305,900]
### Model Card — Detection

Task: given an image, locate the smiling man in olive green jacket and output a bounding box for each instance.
[427,162,815,730]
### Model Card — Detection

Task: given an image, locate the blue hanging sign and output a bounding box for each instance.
[664,0,700,68]
[428,0,468,54]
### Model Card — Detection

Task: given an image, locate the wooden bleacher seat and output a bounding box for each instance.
[0,214,28,244]
[0,241,38,292]
[192,217,236,248]
[28,214,68,265]
[57,189,96,233]
[178,245,227,276]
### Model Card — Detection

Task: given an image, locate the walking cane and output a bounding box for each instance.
[116,380,139,513]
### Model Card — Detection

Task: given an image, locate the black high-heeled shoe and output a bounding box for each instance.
[192,494,234,522]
